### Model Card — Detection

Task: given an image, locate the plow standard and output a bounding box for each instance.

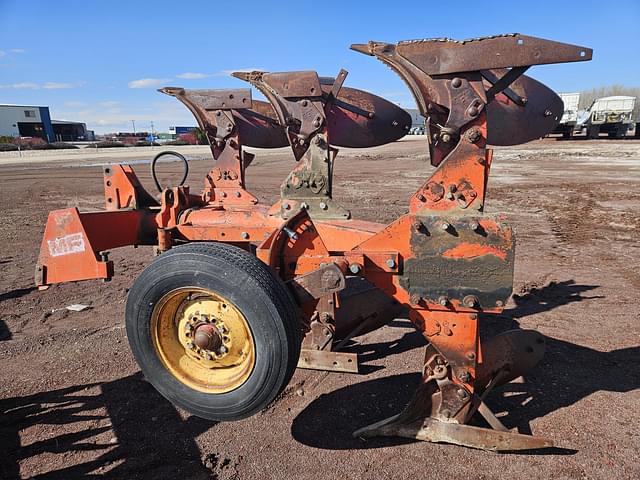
[36,34,591,451]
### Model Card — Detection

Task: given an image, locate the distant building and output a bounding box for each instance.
[0,104,93,142]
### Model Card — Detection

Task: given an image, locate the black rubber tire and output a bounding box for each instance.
[125,242,301,421]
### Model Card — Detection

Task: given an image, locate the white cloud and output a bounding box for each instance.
[128,78,172,89]
[176,72,211,79]
[0,81,85,90]
[10,48,26,54]
[43,81,86,89]
[0,82,39,89]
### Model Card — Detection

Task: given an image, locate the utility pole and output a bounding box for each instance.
[150,120,154,135]
[131,120,136,135]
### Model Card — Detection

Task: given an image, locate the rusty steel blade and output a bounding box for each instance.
[484,71,563,145]
[476,329,546,390]
[234,100,288,148]
[159,87,287,148]
[320,79,412,148]
[354,415,553,451]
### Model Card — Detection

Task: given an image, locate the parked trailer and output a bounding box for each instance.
[552,92,580,138]
[580,95,636,138]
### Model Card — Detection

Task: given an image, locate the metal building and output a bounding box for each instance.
[0,104,91,141]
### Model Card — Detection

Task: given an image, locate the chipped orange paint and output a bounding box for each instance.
[442,243,507,261]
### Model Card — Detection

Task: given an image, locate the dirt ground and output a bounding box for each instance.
[1,137,639,479]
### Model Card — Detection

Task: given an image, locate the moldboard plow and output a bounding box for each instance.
[36,34,591,451]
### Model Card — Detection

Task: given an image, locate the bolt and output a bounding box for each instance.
[458,370,471,383]
[313,119,320,128]
[470,221,480,231]
[445,192,454,200]
[441,222,450,231]
[463,295,479,309]
[438,296,449,306]
[521,97,528,105]
[410,293,422,305]
[441,133,451,143]
[204,352,213,361]
[386,258,396,269]
[413,220,422,231]
[349,263,361,274]
[416,193,426,202]
[219,345,228,354]
[283,202,291,210]
[241,232,249,240]
[392,120,398,126]
[466,351,476,360]
[544,109,552,117]
[456,388,469,400]
[235,191,241,198]
[467,105,479,117]
[301,99,308,107]
[451,78,462,88]
[441,409,452,419]
[496,300,504,307]
[221,191,227,198]
[466,128,481,143]
[319,201,328,210]
[187,341,195,350]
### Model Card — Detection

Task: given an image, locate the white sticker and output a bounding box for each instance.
[48,232,86,257]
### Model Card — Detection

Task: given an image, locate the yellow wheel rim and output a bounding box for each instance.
[151,287,255,393]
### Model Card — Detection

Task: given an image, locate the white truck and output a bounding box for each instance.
[579,95,636,138]
[553,92,580,138]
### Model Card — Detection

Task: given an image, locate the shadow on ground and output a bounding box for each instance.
[0,373,216,479]
[292,279,640,451]
[0,319,11,341]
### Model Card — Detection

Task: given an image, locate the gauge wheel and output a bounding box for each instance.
[125,242,301,420]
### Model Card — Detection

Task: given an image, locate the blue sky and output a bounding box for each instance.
[1,0,638,134]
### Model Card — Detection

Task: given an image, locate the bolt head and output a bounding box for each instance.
[283,202,291,210]
[416,193,426,202]
[470,221,479,231]
[438,296,448,306]
[456,388,469,400]
[451,77,462,88]
[441,133,451,143]
[441,222,450,231]
[319,202,328,210]
[241,232,249,240]
[386,258,396,269]
[349,263,361,274]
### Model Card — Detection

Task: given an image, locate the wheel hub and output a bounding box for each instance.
[194,323,223,352]
[151,287,255,393]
